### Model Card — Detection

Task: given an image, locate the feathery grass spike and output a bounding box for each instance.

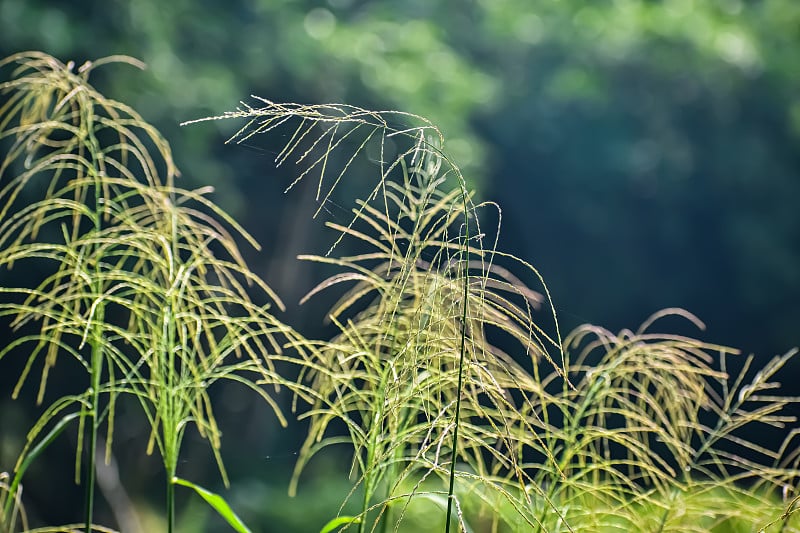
[0,52,300,533]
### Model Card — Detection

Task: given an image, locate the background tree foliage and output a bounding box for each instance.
[1,0,798,530]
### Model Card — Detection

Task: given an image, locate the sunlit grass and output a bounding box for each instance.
[1,51,798,533]
[201,98,799,532]
[0,52,299,533]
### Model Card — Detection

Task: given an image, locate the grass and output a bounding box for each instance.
[0,52,298,533]
[1,51,799,532]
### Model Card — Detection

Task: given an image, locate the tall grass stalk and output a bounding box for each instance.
[192,98,800,532]
[444,176,471,533]
[0,51,164,531]
[0,52,300,532]
[188,100,568,532]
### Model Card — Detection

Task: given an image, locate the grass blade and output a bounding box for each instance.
[172,477,252,533]
[319,515,361,533]
[3,412,81,521]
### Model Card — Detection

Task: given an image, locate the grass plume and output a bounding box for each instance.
[0,52,299,532]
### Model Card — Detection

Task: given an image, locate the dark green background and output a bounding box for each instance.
[1,1,798,530]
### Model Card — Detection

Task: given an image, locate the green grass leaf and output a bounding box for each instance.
[3,411,81,521]
[172,477,252,533]
[319,515,361,533]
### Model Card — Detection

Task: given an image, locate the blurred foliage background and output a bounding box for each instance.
[1,0,798,531]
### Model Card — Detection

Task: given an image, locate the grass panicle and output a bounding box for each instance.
[1,52,798,532]
[199,99,572,532]
[198,97,799,532]
[0,52,299,533]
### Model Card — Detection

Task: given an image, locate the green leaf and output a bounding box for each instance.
[319,515,361,533]
[4,411,81,520]
[172,477,252,533]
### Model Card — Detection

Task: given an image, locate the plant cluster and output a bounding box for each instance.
[1,52,799,533]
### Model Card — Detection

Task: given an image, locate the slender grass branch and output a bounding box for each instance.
[445,195,470,533]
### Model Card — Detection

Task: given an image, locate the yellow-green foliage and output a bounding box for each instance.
[1,52,798,533]
[201,99,800,532]
[0,52,299,533]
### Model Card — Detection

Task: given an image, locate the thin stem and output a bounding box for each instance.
[445,192,470,533]
[162,272,180,533]
[84,304,104,533]
[85,160,104,533]
[82,87,109,533]
[165,306,177,533]
[359,464,372,533]
[167,474,175,533]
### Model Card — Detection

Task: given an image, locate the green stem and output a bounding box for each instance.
[83,416,97,533]
[359,465,371,533]
[167,473,176,533]
[83,103,106,533]
[84,315,103,533]
[163,299,178,533]
[445,194,470,533]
